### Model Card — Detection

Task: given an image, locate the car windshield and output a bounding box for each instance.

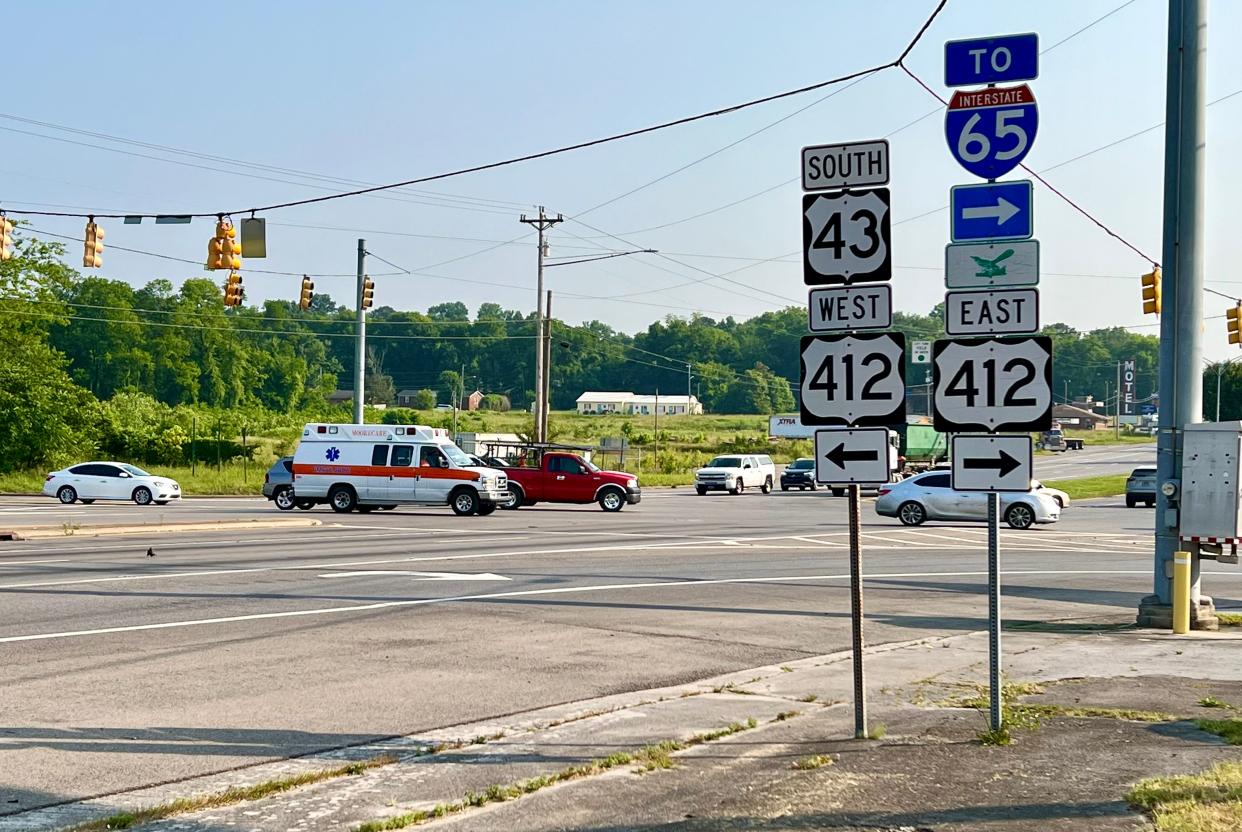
[581,458,600,473]
[789,459,813,470]
[707,457,743,468]
[439,443,474,467]
[121,464,150,477]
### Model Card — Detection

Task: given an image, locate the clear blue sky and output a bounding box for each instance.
[3,1,1239,357]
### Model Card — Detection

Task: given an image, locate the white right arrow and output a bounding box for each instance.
[962,197,1020,225]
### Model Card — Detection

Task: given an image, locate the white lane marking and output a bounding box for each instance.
[790,536,848,547]
[317,570,510,581]
[0,531,533,557]
[3,568,1221,645]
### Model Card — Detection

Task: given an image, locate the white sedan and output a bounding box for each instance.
[43,462,181,506]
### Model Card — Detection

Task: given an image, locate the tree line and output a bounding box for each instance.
[1,232,1208,472]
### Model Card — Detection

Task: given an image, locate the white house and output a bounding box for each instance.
[575,392,703,416]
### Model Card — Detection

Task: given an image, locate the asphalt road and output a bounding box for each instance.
[4,471,1233,820]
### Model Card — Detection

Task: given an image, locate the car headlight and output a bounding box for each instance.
[627,478,637,488]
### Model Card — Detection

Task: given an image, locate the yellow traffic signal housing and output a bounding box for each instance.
[1141,268,1162,315]
[0,213,13,261]
[299,275,314,310]
[83,219,104,268]
[223,271,244,308]
[207,218,242,271]
[1229,303,1242,346]
[361,275,374,310]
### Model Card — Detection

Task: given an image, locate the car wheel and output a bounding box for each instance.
[1147,500,1155,508]
[296,500,316,510]
[695,486,707,496]
[357,505,376,513]
[1054,496,1064,509]
[273,486,296,511]
[780,485,789,492]
[451,488,479,516]
[897,501,927,526]
[57,486,77,504]
[502,485,525,510]
[732,479,745,495]
[1125,496,1136,508]
[477,503,497,516]
[598,488,625,512]
[1006,503,1036,530]
[132,486,153,506]
[832,488,845,498]
[329,486,357,513]
[809,482,817,491]
[761,477,773,494]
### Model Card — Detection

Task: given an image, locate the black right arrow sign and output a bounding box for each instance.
[962,450,1021,478]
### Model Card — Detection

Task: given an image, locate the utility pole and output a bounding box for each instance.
[354,238,366,425]
[654,388,659,464]
[453,362,464,438]
[1142,0,1212,628]
[520,206,563,443]
[686,363,692,415]
[541,290,553,444]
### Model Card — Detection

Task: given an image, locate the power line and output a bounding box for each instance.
[0,1,948,220]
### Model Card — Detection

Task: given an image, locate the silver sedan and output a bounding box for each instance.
[875,471,1059,530]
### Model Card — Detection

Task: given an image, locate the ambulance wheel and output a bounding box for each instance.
[329,485,357,513]
[450,487,479,516]
[477,503,497,516]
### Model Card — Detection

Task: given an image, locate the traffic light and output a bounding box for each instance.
[1229,303,1242,346]
[1141,268,1162,315]
[361,275,374,310]
[207,217,242,271]
[83,218,104,268]
[299,275,314,310]
[223,271,244,308]
[0,213,13,261]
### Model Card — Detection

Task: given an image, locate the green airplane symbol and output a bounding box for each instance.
[970,248,1015,278]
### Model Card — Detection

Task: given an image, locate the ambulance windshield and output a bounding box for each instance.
[439,443,474,467]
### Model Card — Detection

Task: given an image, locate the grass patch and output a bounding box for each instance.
[977,726,1012,746]
[1043,474,1129,500]
[354,718,760,831]
[1005,620,1134,634]
[1217,613,1242,627]
[773,710,801,722]
[1195,718,1242,745]
[797,694,819,703]
[1199,697,1232,710]
[1025,704,1175,723]
[791,754,834,771]
[866,723,887,740]
[67,755,396,832]
[1127,761,1242,832]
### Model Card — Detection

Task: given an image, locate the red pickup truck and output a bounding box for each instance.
[490,448,641,512]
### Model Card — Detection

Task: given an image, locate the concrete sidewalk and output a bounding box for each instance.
[7,626,1239,832]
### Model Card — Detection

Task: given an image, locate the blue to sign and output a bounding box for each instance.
[944,33,1039,87]
[945,84,1038,180]
[950,181,1033,243]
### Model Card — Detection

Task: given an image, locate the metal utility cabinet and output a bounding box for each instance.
[1181,422,1242,540]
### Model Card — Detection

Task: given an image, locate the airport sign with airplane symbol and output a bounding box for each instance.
[945,240,1039,288]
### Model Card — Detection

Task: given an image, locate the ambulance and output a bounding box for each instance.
[291,423,509,516]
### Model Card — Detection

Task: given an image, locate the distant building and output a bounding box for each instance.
[395,389,422,407]
[465,389,485,411]
[575,391,703,416]
[328,389,353,404]
[1052,403,1109,429]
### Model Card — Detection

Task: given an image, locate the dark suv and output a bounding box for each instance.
[1125,467,1157,508]
[780,458,817,491]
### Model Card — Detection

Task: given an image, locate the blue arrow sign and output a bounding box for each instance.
[944,33,1039,87]
[950,181,1033,242]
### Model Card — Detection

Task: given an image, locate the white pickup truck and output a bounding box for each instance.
[694,454,776,495]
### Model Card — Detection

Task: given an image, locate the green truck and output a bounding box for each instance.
[895,421,949,472]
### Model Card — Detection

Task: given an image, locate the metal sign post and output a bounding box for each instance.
[798,136,901,741]
[987,491,1002,730]
[848,482,867,739]
[941,32,1046,735]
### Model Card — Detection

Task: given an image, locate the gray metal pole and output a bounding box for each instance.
[1149,0,1207,618]
[1217,364,1223,422]
[1116,361,1121,440]
[354,238,366,425]
[987,491,1002,731]
[848,484,867,739]
[535,215,546,442]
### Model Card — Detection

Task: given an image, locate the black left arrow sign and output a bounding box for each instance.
[825,443,879,469]
[962,450,1021,478]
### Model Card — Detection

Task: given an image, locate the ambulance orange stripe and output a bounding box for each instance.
[291,463,479,481]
